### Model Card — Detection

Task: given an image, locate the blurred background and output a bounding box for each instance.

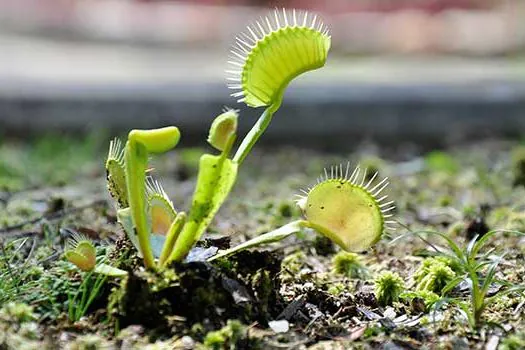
[0,0,524,147]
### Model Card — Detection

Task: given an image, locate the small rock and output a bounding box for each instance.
[269,320,290,333]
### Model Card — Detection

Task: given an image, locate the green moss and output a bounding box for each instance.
[500,332,525,350]
[331,251,368,279]
[0,303,36,323]
[203,320,245,350]
[203,331,226,349]
[327,282,347,296]
[374,271,404,306]
[401,290,440,312]
[281,251,306,275]
[425,151,459,174]
[489,207,525,233]
[413,257,457,295]
[437,195,453,207]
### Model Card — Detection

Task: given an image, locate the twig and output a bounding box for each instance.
[0,199,107,237]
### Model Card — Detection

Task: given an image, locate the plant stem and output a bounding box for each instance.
[233,98,282,165]
[125,140,155,269]
[159,212,186,267]
[467,266,481,328]
[207,220,306,262]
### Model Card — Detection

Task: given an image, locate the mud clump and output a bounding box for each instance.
[108,250,283,335]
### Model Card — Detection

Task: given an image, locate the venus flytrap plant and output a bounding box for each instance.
[63,233,127,277]
[63,233,127,322]
[108,110,238,268]
[125,127,181,268]
[209,163,395,261]
[105,10,333,269]
[167,109,239,263]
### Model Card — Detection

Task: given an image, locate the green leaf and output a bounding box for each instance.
[159,212,187,267]
[128,127,180,154]
[125,139,155,268]
[441,275,466,295]
[117,208,167,259]
[480,254,505,299]
[168,154,238,262]
[418,230,466,263]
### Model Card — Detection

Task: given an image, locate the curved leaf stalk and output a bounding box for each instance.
[208,220,307,262]
[233,99,282,165]
[125,140,154,268]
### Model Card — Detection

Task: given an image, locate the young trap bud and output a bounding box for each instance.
[128,126,180,154]
[64,232,128,277]
[227,8,331,108]
[207,108,238,152]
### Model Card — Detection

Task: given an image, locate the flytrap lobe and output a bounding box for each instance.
[64,231,127,277]
[296,163,396,251]
[106,138,128,208]
[227,8,331,108]
[146,177,177,237]
[64,232,97,272]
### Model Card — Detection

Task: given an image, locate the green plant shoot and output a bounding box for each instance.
[168,114,238,262]
[396,228,525,329]
[105,10,333,269]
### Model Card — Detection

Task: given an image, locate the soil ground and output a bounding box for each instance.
[1,134,525,349]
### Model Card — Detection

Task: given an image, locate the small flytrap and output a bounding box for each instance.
[95,9,394,271]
